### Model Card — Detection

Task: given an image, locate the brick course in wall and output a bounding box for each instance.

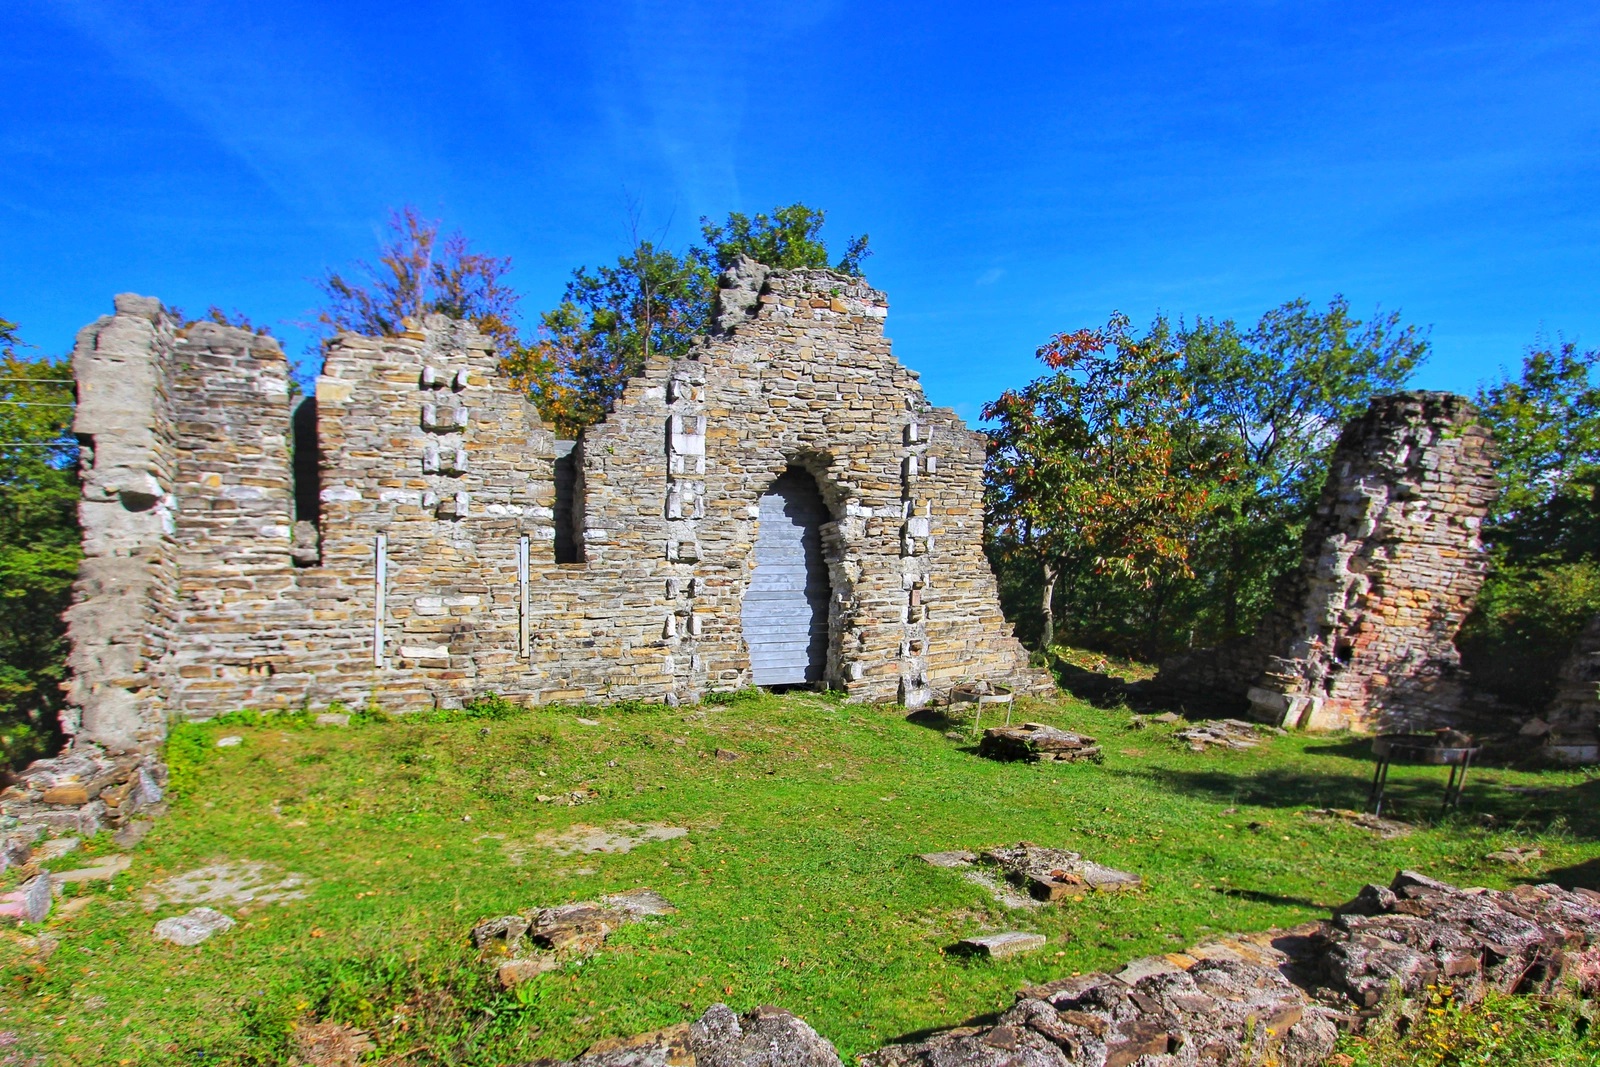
[52,261,1052,759]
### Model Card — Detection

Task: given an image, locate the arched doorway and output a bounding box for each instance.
[742,469,831,687]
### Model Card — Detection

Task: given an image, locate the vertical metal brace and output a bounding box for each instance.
[518,536,530,659]
[373,534,388,668]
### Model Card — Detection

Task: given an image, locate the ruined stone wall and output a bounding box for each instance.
[52,270,1048,736]
[62,295,182,753]
[1154,391,1496,732]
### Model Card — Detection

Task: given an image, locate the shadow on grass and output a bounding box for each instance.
[1116,765,1600,840]
[884,1010,1004,1046]
[1214,886,1339,912]
[1532,857,1600,892]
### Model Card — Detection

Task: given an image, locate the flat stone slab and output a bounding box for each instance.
[35,838,80,861]
[980,843,1142,899]
[153,906,236,946]
[215,735,243,747]
[315,713,350,727]
[978,723,1102,763]
[918,850,977,869]
[532,822,688,856]
[0,876,53,923]
[956,931,1047,958]
[474,887,675,987]
[140,860,311,909]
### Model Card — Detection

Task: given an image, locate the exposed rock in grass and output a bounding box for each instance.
[0,875,53,923]
[291,1021,373,1067]
[1484,845,1542,864]
[153,907,236,946]
[1174,719,1282,752]
[140,860,311,909]
[954,931,1047,958]
[531,822,689,856]
[536,1004,842,1067]
[474,888,676,987]
[981,843,1142,900]
[1300,808,1413,839]
[977,723,1102,763]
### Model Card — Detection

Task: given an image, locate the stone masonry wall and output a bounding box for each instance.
[50,267,1049,749]
[1542,613,1600,764]
[1155,392,1497,732]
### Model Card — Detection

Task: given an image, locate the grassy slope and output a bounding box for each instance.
[7,691,1600,1065]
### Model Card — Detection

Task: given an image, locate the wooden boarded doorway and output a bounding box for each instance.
[742,469,830,687]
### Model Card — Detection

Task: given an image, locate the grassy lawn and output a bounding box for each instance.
[5,689,1599,1065]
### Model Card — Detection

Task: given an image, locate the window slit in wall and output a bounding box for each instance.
[290,396,322,567]
[553,437,584,564]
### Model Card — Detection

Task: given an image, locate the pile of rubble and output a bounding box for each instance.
[537,871,1600,1067]
[921,844,1141,908]
[0,746,166,838]
[978,723,1102,763]
[472,888,674,986]
[1173,719,1282,752]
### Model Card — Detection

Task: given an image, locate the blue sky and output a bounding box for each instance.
[4,1,1597,423]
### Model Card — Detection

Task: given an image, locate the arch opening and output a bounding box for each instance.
[742,468,832,689]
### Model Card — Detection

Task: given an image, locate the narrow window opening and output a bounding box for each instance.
[553,438,584,564]
[290,396,322,567]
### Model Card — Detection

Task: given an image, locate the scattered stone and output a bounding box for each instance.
[34,838,79,861]
[0,876,53,923]
[532,822,688,856]
[1518,717,1552,737]
[604,888,677,917]
[140,860,311,909]
[1301,807,1413,839]
[714,748,741,761]
[978,723,1102,763]
[49,853,132,887]
[1151,711,1182,724]
[980,843,1142,900]
[1174,719,1281,752]
[918,850,977,869]
[576,717,602,727]
[40,785,89,806]
[1485,845,1543,864]
[544,1004,843,1067]
[0,836,32,873]
[961,869,1044,910]
[955,931,1047,959]
[535,787,600,805]
[315,713,351,727]
[291,1021,374,1067]
[113,819,152,849]
[215,735,243,747]
[473,887,675,986]
[153,906,236,946]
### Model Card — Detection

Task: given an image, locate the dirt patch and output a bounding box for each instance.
[140,861,312,910]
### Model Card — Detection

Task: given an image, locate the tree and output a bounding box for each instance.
[534,203,870,437]
[315,206,522,349]
[1176,296,1427,637]
[1456,342,1600,709]
[0,318,79,767]
[983,314,1230,652]
[695,204,870,275]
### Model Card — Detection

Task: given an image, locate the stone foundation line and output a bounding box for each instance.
[533,870,1600,1067]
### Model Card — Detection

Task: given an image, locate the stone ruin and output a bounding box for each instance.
[534,870,1600,1067]
[1155,391,1498,733]
[1540,614,1600,763]
[4,260,1051,834]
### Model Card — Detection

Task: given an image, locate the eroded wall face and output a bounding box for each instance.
[56,269,1049,735]
[1246,392,1497,732]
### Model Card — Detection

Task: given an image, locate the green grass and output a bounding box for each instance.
[5,690,1600,1065]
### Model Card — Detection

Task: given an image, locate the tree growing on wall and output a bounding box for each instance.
[531,203,870,437]
[0,318,78,767]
